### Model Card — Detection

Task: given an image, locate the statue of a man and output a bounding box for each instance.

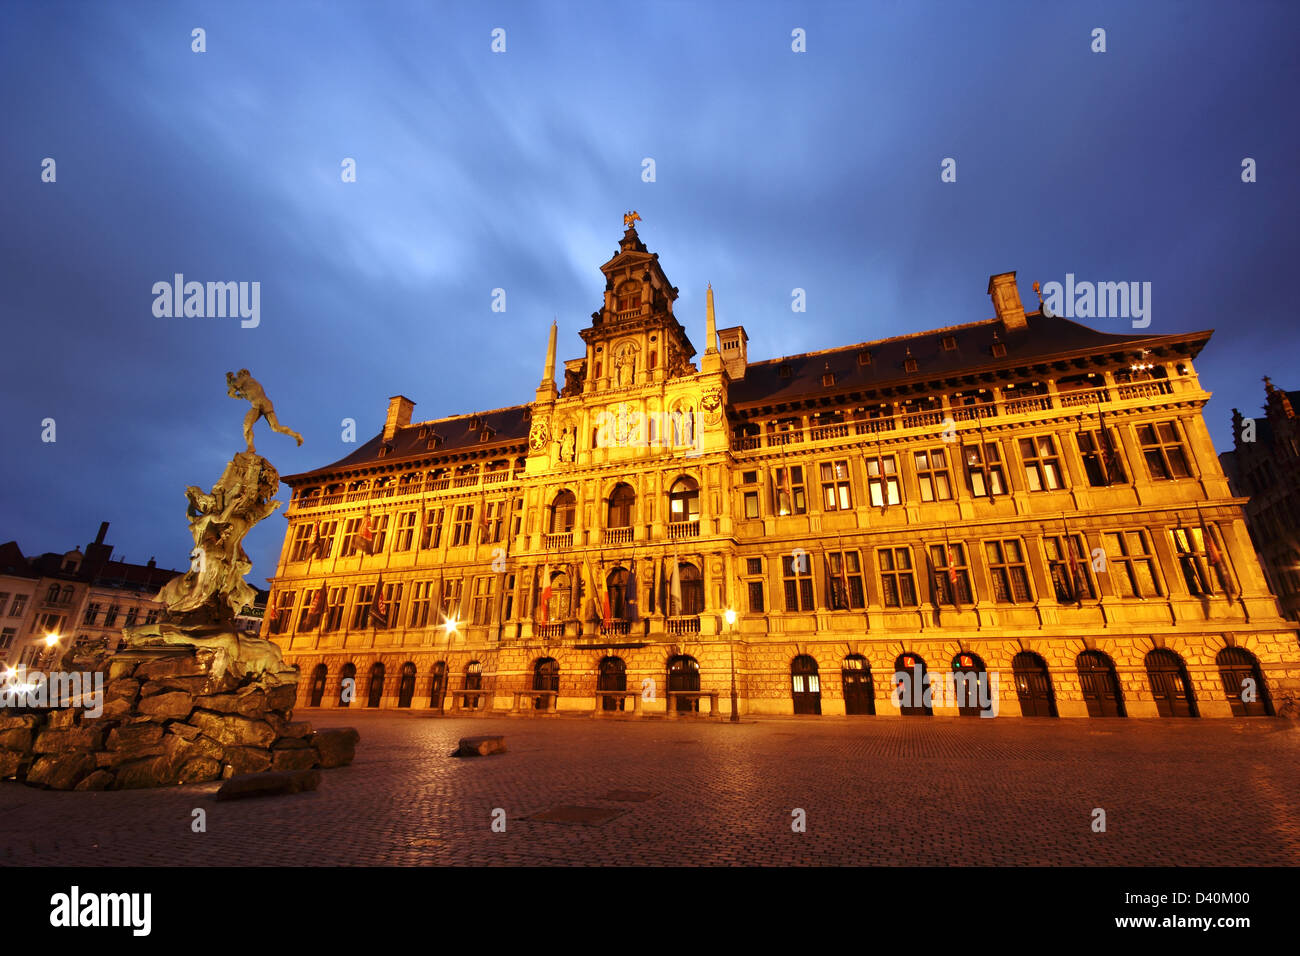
[559,426,575,462]
[226,369,303,453]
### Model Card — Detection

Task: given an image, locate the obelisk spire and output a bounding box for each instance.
[536,319,559,402]
[705,284,718,353]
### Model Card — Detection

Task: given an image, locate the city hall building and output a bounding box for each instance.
[267,219,1299,719]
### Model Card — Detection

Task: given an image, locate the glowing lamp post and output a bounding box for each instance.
[725,608,739,723]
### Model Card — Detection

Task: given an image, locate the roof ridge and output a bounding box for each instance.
[407,403,531,430]
[747,318,1002,368]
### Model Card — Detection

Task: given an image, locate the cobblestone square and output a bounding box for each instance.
[1,713,1297,867]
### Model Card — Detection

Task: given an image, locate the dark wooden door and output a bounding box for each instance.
[339,663,356,707]
[895,655,931,716]
[952,654,986,717]
[1146,650,1196,717]
[598,657,627,711]
[842,656,874,715]
[430,663,447,710]
[533,658,559,710]
[463,662,482,709]
[1217,648,1270,716]
[309,665,327,707]
[791,655,822,715]
[668,656,700,712]
[367,663,385,708]
[1012,653,1057,717]
[1077,651,1124,717]
[397,662,416,708]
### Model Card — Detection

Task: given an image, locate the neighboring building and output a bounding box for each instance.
[1220,379,1300,621]
[0,542,39,667]
[236,588,268,637]
[267,220,1299,719]
[4,523,180,667]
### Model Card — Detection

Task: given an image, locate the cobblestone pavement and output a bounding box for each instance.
[2,713,1297,866]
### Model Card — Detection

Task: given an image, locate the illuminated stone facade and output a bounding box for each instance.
[268,223,1300,719]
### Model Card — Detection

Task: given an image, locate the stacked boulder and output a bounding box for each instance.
[0,648,357,791]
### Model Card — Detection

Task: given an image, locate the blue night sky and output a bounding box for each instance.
[2,0,1297,584]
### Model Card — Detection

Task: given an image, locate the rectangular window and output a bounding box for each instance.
[370,514,389,552]
[104,605,119,627]
[471,576,495,625]
[352,585,376,628]
[0,594,8,617]
[480,500,506,544]
[781,554,815,611]
[451,506,475,547]
[820,460,853,511]
[408,581,434,628]
[290,523,315,561]
[0,628,14,651]
[1075,428,1126,485]
[985,539,1033,603]
[144,609,159,625]
[1043,534,1095,602]
[382,581,404,626]
[927,543,973,604]
[746,558,763,575]
[83,603,100,625]
[742,470,758,484]
[867,455,901,507]
[124,607,138,627]
[1105,530,1162,598]
[1019,435,1065,492]
[962,442,1006,497]
[420,508,445,550]
[1138,421,1193,480]
[9,594,26,617]
[340,517,362,556]
[394,511,417,551]
[747,580,765,614]
[269,591,296,634]
[827,550,866,609]
[1170,527,1220,596]
[439,580,464,621]
[878,547,918,607]
[323,587,348,632]
[773,465,807,516]
[913,448,953,502]
[743,491,759,519]
[315,521,338,559]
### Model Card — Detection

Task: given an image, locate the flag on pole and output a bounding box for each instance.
[1201,516,1235,599]
[1065,533,1085,606]
[669,553,682,616]
[824,551,845,610]
[370,576,389,628]
[776,466,793,516]
[306,582,328,631]
[925,548,943,622]
[1097,400,1120,485]
[312,521,329,560]
[625,557,640,623]
[539,560,552,624]
[357,511,375,555]
[942,531,962,611]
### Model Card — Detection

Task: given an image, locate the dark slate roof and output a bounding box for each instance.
[287,404,531,482]
[0,542,35,578]
[728,313,1210,408]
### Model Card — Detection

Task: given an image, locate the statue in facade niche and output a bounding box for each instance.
[123,371,300,681]
[559,426,576,462]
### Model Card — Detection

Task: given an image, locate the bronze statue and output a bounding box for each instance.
[623,210,642,229]
[227,368,303,453]
[123,371,302,680]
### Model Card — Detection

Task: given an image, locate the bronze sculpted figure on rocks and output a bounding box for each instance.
[123,370,301,680]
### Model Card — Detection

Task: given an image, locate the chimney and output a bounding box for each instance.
[717,325,748,380]
[988,272,1026,331]
[95,522,109,545]
[147,557,156,568]
[383,395,415,442]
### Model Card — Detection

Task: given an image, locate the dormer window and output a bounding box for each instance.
[942,335,958,351]
[991,342,1007,358]
[426,434,443,450]
[479,426,496,442]
[905,357,918,373]
[417,425,429,440]
[822,371,836,387]
[857,350,872,366]
[778,363,792,378]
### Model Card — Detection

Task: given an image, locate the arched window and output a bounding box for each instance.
[668,477,700,522]
[951,652,989,717]
[397,661,417,708]
[1145,648,1196,717]
[606,567,628,619]
[791,655,821,715]
[463,660,483,709]
[429,661,447,710]
[676,562,704,616]
[1012,652,1057,717]
[894,654,931,716]
[550,490,577,533]
[668,655,700,713]
[608,483,636,528]
[1076,650,1125,717]
[544,570,573,621]
[367,662,385,708]
[616,279,640,313]
[338,662,357,707]
[533,657,559,711]
[598,656,627,711]
[841,655,874,715]
[46,584,60,603]
[1216,647,1272,716]
[309,664,327,707]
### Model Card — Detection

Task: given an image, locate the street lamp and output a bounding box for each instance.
[39,632,60,670]
[725,608,739,723]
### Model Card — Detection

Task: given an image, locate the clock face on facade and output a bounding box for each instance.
[529,421,550,451]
